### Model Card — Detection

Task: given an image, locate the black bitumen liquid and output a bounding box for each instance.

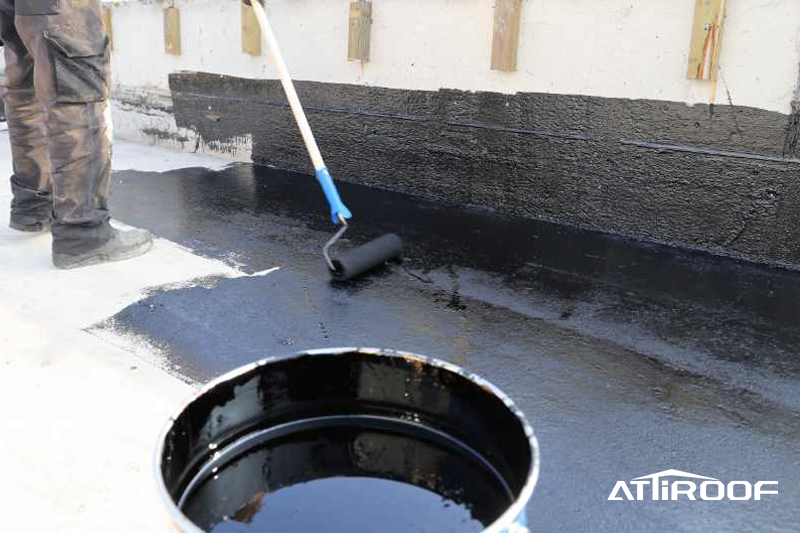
[180,423,512,533]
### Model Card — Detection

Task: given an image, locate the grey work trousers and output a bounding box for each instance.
[0,0,113,254]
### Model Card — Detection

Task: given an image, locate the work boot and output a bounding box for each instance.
[52,227,153,270]
[9,215,52,233]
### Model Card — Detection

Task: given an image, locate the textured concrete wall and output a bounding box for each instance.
[170,72,800,270]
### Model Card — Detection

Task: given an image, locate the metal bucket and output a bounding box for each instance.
[155,348,539,533]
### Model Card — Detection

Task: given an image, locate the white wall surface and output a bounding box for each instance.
[104,0,800,114]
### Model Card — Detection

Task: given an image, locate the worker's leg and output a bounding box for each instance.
[0,0,52,232]
[14,0,151,267]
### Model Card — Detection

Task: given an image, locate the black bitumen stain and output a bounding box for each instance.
[100,163,800,533]
[142,127,191,144]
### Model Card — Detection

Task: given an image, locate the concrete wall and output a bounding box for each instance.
[105,0,800,113]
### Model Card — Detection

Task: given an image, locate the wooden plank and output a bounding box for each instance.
[164,8,182,56]
[242,2,262,56]
[707,0,727,105]
[491,0,523,72]
[348,1,372,62]
[687,0,726,81]
[101,6,113,51]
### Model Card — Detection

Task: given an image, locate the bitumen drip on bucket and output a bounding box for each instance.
[180,422,512,533]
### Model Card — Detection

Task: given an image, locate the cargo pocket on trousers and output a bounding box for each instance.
[16,0,59,15]
[43,31,109,103]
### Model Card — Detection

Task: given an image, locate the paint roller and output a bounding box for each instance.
[246,0,403,281]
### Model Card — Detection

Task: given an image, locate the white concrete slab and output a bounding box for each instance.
[0,133,262,532]
[112,134,230,173]
[0,311,189,533]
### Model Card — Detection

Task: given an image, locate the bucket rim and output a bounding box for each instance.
[154,347,540,533]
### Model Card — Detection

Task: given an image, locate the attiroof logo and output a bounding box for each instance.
[608,469,778,501]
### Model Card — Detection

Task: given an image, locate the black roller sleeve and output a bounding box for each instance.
[330,234,403,281]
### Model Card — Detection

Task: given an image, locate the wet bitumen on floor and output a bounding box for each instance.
[101,163,800,533]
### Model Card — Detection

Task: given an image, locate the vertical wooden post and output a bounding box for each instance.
[687,0,726,81]
[242,1,262,56]
[164,7,182,56]
[491,0,523,72]
[348,1,372,62]
[101,6,113,51]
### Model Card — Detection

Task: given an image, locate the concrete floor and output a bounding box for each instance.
[2,133,799,533]
[0,133,248,533]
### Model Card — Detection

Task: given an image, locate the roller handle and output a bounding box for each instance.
[316,168,353,223]
[249,0,352,224]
